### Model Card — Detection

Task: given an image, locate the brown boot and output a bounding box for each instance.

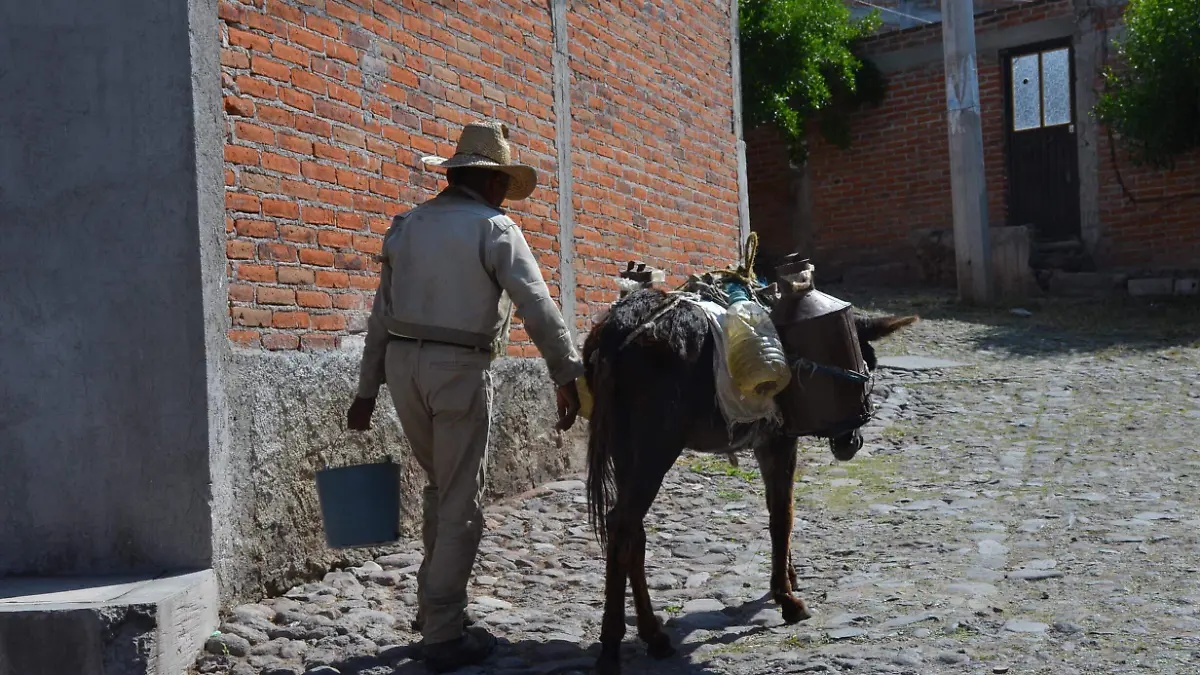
[423,626,497,673]
[408,612,478,661]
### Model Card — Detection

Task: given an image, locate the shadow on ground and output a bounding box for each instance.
[348,597,788,675]
[828,283,1200,356]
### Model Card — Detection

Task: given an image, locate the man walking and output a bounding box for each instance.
[346,120,582,672]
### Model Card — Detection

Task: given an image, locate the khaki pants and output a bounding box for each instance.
[385,339,492,644]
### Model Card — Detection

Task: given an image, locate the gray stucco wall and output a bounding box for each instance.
[214,347,586,603]
[0,0,220,575]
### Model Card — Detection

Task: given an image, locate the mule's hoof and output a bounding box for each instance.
[779,598,813,624]
[645,636,676,660]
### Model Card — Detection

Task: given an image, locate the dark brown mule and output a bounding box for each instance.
[582,286,916,675]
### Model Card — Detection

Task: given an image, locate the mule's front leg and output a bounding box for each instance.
[756,436,812,623]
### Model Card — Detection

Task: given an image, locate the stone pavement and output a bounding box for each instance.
[194,289,1200,675]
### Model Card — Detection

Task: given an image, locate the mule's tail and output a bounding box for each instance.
[585,354,618,545]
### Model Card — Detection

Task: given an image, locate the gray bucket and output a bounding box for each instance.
[315,459,400,549]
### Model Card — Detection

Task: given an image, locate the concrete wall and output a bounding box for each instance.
[0,0,223,576]
[214,347,586,601]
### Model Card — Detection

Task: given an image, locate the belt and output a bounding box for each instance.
[389,333,486,353]
[382,317,494,351]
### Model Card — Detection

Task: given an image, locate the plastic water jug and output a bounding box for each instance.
[723,283,792,401]
[577,374,594,420]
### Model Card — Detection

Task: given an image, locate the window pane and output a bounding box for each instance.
[1041,48,1071,126]
[1012,54,1041,131]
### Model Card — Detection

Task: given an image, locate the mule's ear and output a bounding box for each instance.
[856,315,919,342]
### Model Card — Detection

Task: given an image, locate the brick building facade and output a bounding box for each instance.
[219,0,744,355]
[748,0,1200,286]
[0,0,749,627]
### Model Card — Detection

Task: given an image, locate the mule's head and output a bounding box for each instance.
[827,313,920,461]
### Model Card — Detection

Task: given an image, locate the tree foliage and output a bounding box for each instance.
[739,0,885,161]
[1095,0,1200,170]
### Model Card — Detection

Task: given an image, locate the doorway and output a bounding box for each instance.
[1002,41,1081,243]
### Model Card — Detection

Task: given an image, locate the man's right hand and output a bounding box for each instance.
[347,396,377,431]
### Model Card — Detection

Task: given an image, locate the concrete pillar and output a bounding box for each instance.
[0,0,226,671]
[1073,17,1104,261]
[730,0,752,254]
[550,0,576,337]
[941,0,995,303]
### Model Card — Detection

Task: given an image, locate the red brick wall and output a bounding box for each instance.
[749,0,1200,277]
[219,0,741,353]
[745,125,798,266]
[567,1,741,330]
[801,53,1007,272]
[1097,144,1200,270]
[1088,7,1200,269]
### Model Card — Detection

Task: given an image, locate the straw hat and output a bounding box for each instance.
[421,121,537,201]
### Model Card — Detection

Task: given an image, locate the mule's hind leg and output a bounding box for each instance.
[600,435,685,673]
[629,522,676,658]
[598,512,675,671]
[597,510,630,675]
[755,435,812,623]
[622,435,684,661]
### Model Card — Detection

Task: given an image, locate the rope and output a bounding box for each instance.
[614,233,761,354]
[618,293,689,350]
[674,232,764,306]
[736,231,759,285]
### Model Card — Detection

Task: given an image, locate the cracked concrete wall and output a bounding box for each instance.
[214,347,586,604]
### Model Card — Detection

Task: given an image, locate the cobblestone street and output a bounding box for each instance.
[197,289,1200,675]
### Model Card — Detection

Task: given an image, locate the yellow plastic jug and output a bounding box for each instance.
[724,300,792,401]
[577,374,594,420]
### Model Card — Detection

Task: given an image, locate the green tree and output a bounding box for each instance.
[1095,0,1200,170]
[739,0,885,161]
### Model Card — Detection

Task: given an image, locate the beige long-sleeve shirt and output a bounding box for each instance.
[357,185,583,397]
